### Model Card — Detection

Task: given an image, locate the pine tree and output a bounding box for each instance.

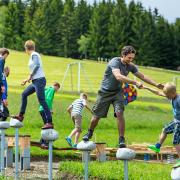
[4,1,25,50]
[23,0,39,41]
[108,0,128,57]
[57,0,78,58]
[174,18,180,69]
[89,0,114,59]
[0,5,7,47]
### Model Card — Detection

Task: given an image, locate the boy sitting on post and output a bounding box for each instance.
[143,82,180,168]
[66,93,92,148]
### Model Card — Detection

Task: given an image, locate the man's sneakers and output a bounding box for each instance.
[173,159,180,168]
[65,137,73,147]
[82,129,93,141]
[148,144,160,153]
[12,114,24,122]
[119,136,126,148]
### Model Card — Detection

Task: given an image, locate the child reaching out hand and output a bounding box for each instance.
[143,83,180,168]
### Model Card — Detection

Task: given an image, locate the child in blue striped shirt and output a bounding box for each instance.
[65,93,92,148]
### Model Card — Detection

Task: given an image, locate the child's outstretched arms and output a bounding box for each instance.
[84,105,93,114]
[67,105,72,116]
[143,85,166,97]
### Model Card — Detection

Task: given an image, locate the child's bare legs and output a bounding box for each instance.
[74,131,81,144]
[159,130,167,145]
[69,128,79,139]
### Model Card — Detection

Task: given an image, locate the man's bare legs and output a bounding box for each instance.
[83,116,100,141]
[116,111,126,147]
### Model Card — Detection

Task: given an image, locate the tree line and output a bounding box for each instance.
[0,0,180,70]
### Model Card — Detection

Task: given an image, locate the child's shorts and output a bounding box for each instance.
[163,120,180,145]
[71,113,82,131]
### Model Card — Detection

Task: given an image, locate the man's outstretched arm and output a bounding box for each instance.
[134,71,164,89]
[112,69,143,88]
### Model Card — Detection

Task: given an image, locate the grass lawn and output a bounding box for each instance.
[3,50,179,179]
[59,160,172,180]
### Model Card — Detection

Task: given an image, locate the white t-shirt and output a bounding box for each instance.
[28,51,45,80]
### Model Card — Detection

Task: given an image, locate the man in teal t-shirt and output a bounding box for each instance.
[39,82,60,147]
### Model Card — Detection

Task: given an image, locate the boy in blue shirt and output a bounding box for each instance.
[143,82,180,168]
[0,48,9,120]
[1,66,10,120]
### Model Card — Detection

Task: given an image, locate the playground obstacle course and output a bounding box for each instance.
[41,129,59,180]
[10,118,23,180]
[116,148,136,180]
[77,141,96,180]
[0,121,10,176]
[0,122,179,180]
[171,167,180,180]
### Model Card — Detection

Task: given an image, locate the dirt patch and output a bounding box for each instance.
[6,160,60,180]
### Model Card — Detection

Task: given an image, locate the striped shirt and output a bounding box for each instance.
[71,99,87,116]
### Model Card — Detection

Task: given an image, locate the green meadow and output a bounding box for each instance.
[3,50,180,179]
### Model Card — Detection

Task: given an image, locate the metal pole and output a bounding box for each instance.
[78,62,81,93]
[0,129,5,175]
[84,151,89,180]
[48,141,53,180]
[60,64,70,91]
[15,128,19,180]
[124,160,128,180]
[81,64,93,92]
[70,65,73,91]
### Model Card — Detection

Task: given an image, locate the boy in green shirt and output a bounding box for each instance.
[39,82,60,147]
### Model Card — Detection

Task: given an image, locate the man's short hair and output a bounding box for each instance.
[24,40,35,51]
[121,46,136,56]
[163,82,176,94]
[0,48,9,56]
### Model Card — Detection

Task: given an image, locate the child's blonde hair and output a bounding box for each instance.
[163,82,176,94]
[24,40,35,51]
[80,93,88,100]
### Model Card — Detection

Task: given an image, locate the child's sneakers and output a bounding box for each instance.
[148,145,160,153]
[173,159,180,168]
[73,144,77,148]
[65,137,73,147]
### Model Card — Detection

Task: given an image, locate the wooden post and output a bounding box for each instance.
[7,135,31,170]
[95,142,107,162]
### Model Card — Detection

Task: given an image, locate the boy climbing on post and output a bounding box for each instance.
[66,93,92,148]
[39,82,60,147]
[143,82,180,168]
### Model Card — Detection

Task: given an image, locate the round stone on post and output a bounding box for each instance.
[171,167,180,180]
[0,121,10,176]
[116,148,136,180]
[77,141,96,180]
[10,118,23,180]
[41,129,59,180]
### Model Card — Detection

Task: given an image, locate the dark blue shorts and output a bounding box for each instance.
[163,120,180,145]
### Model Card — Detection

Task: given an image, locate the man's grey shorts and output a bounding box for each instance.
[92,90,124,118]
